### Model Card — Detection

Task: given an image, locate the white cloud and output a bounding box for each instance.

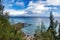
[47,0,60,5]
[16,1,24,6]
[25,0,60,16]
[4,9,27,16]
[53,12,60,17]
[26,1,49,14]
[4,0,60,16]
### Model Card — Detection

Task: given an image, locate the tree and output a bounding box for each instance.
[35,21,48,40]
[58,23,60,40]
[0,0,4,15]
[47,12,58,40]
[47,12,54,31]
[0,0,26,40]
[41,21,46,32]
[4,11,9,18]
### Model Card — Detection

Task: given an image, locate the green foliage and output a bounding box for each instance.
[0,0,4,15]
[0,13,25,40]
[0,0,59,40]
[0,0,25,40]
[40,21,46,32]
[49,12,58,40]
[35,21,50,40]
[35,12,59,40]
[58,23,60,40]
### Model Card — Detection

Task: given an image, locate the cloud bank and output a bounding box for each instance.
[4,0,60,16]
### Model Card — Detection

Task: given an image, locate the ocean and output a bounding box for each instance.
[9,17,60,35]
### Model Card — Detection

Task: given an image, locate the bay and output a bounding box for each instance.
[9,17,60,35]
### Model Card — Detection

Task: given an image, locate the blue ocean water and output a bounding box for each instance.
[9,17,60,35]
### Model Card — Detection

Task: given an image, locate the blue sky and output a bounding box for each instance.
[4,0,60,16]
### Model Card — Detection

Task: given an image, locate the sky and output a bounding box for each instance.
[3,0,60,16]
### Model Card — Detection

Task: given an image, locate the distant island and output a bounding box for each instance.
[8,16,60,18]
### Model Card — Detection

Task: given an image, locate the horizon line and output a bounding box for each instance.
[8,16,60,18]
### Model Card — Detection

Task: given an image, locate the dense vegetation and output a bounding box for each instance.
[0,0,60,40]
[35,12,60,40]
[0,0,25,40]
[0,14,25,40]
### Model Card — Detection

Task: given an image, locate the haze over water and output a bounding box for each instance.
[9,17,60,35]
